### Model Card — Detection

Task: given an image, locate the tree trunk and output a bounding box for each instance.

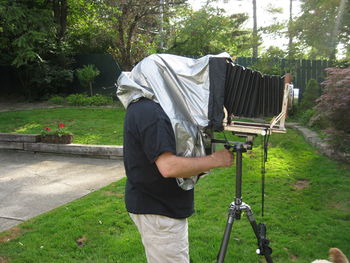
[89,82,93,97]
[52,0,68,44]
[252,0,258,58]
[159,0,164,50]
[288,0,294,58]
[329,0,348,60]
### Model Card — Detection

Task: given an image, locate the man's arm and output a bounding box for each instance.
[155,149,233,178]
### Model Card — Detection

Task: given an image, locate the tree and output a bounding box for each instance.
[104,0,186,70]
[66,0,118,54]
[76,64,100,96]
[166,5,250,57]
[0,0,74,99]
[295,0,350,60]
[250,46,287,75]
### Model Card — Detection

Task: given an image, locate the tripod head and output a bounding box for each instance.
[211,132,257,152]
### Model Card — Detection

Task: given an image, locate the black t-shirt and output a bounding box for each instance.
[123,98,194,219]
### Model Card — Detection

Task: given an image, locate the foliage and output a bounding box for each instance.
[65,94,113,106]
[300,79,321,111]
[75,64,100,96]
[0,0,74,99]
[49,95,66,105]
[299,108,317,126]
[333,57,350,68]
[294,0,350,60]
[0,0,53,67]
[88,94,114,106]
[66,0,118,54]
[105,0,186,70]
[66,94,94,106]
[166,5,250,57]
[41,123,72,137]
[28,58,74,97]
[250,46,287,75]
[311,67,350,152]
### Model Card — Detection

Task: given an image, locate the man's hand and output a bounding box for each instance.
[210,149,234,168]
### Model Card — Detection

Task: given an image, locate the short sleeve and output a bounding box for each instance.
[139,117,176,163]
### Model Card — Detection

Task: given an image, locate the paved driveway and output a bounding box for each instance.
[0,150,125,232]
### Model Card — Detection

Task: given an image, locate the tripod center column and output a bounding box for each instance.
[235,145,244,205]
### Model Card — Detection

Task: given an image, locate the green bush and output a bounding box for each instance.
[66,94,91,106]
[89,94,114,106]
[48,95,66,105]
[59,94,114,106]
[300,78,321,111]
[299,108,316,126]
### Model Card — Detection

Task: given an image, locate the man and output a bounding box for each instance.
[123,97,233,263]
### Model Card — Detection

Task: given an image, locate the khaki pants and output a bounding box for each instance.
[129,213,189,263]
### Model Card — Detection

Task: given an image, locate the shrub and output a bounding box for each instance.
[89,94,114,106]
[66,94,91,106]
[49,95,66,105]
[300,78,321,111]
[64,94,114,106]
[75,64,100,96]
[299,108,316,126]
[311,67,350,153]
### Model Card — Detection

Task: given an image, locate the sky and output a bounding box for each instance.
[188,0,302,52]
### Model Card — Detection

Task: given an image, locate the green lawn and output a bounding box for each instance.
[0,108,349,262]
[0,106,125,145]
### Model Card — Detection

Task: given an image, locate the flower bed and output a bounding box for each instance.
[40,123,73,144]
[40,134,73,144]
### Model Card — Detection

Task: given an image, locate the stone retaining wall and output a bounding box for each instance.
[0,133,123,159]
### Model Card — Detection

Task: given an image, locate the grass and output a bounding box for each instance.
[0,105,125,145]
[0,108,350,262]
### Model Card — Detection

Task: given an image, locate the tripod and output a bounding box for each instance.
[214,136,273,263]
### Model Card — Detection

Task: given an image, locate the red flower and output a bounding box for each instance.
[58,123,65,128]
[45,127,51,131]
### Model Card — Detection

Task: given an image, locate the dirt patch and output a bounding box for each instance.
[0,226,22,243]
[289,254,298,261]
[76,236,88,247]
[293,180,310,190]
[330,201,350,212]
[0,256,9,263]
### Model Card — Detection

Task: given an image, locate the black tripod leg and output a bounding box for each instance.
[245,208,273,263]
[217,206,236,263]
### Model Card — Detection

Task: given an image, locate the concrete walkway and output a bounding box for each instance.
[0,150,125,232]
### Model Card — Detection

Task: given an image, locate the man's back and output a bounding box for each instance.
[123,98,194,219]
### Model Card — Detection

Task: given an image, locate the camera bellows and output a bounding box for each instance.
[224,64,284,118]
